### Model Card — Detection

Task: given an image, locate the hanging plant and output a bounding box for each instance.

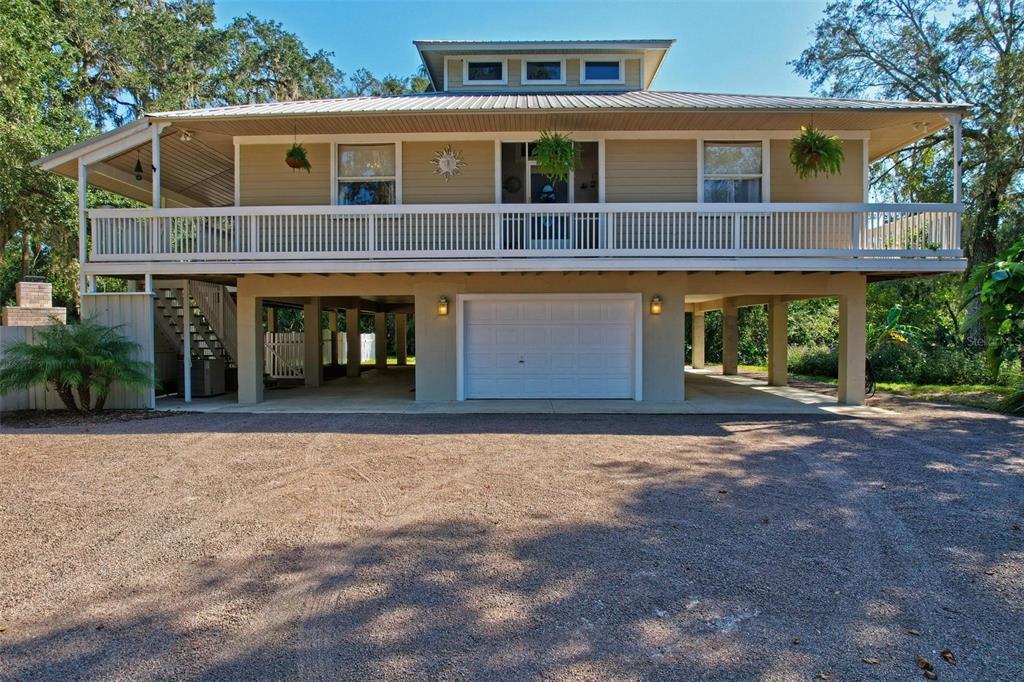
[532,130,579,185]
[285,143,311,173]
[789,126,845,179]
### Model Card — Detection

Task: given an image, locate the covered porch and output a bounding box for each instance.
[155,366,884,416]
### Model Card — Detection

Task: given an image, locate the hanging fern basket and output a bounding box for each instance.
[531,130,579,185]
[285,143,312,173]
[789,126,845,179]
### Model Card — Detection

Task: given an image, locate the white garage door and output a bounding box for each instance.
[461,295,639,399]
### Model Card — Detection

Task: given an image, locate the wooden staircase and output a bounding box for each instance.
[153,281,237,365]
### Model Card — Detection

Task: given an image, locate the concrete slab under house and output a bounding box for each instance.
[33,38,968,413]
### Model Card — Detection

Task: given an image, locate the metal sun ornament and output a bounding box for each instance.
[431,145,466,181]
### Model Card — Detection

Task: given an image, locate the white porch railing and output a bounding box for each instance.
[88,202,961,262]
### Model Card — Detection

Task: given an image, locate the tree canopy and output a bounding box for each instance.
[0,0,428,310]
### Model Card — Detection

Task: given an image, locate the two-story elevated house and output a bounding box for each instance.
[35,39,967,409]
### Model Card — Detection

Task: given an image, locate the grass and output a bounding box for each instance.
[735,363,1011,411]
[386,356,416,366]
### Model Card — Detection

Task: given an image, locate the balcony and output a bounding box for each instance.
[86,202,962,273]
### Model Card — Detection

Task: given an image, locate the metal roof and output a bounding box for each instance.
[149,90,969,121]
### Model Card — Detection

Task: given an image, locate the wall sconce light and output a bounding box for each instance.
[437,296,449,316]
[650,295,663,315]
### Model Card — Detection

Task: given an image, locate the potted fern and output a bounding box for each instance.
[532,130,578,184]
[285,143,311,173]
[789,126,845,179]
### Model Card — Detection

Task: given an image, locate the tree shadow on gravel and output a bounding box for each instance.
[1,415,1021,680]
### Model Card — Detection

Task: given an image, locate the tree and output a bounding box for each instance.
[346,66,432,97]
[963,238,1024,374]
[793,0,1024,269]
[0,319,155,412]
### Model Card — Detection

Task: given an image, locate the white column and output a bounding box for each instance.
[237,294,264,404]
[767,297,788,386]
[182,281,192,402]
[374,312,388,369]
[77,159,88,297]
[303,297,322,387]
[346,307,361,377]
[328,310,339,365]
[722,300,739,376]
[396,313,408,366]
[950,114,962,205]
[151,124,161,208]
[691,311,705,369]
[838,282,867,405]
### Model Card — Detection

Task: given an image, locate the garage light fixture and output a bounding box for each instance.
[437,296,449,316]
[650,295,662,315]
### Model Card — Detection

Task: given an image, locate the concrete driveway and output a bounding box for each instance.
[1,402,1021,680]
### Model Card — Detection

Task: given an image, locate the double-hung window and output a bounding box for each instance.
[337,144,395,205]
[703,142,763,203]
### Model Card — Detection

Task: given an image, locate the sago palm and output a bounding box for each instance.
[0,318,154,413]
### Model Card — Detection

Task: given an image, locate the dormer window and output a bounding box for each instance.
[522,59,565,85]
[581,59,624,84]
[464,59,506,85]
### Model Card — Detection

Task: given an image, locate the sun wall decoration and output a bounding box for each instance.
[431,144,466,181]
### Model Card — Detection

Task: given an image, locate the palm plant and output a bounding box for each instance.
[867,304,924,353]
[0,318,155,413]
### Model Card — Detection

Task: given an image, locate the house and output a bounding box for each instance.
[34,39,967,408]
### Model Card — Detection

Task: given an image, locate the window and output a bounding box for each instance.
[582,59,623,84]
[464,60,505,84]
[703,142,763,203]
[337,144,395,205]
[522,59,564,84]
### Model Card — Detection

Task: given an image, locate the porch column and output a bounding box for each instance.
[266,306,277,333]
[237,294,264,404]
[303,297,323,387]
[77,159,88,297]
[328,310,339,365]
[837,282,867,405]
[346,307,361,378]
[691,311,705,369]
[767,297,788,386]
[396,313,408,366]
[374,312,387,370]
[722,299,739,376]
[151,124,161,208]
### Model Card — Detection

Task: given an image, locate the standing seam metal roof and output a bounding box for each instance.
[147,90,969,120]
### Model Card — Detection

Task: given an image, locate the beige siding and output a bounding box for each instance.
[605,140,698,202]
[81,293,156,409]
[239,143,331,206]
[770,139,864,203]
[402,141,495,204]
[446,57,641,92]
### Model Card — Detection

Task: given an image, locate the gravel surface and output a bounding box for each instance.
[1,402,1022,680]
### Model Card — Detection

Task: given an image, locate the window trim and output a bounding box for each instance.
[580,57,626,85]
[462,58,508,86]
[700,140,766,203]
[520,58,567,85]
[336,143,399,206]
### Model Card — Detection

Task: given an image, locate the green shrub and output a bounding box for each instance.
[789,345,838,378]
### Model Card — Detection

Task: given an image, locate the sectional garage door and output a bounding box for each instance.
[461,295,640,399]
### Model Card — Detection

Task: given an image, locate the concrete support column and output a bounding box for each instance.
[303,297,323,388]
[266,306,277,333]
[722,299,739,376]
[396,313,408,366]
[767,297,788,386]
[346,307,361,378]
[374,312,387,369]
[643,290,686,402]
[691,311,705,369]
[838,284,867,405]
[237,294,264,404]
[327,310,339,366]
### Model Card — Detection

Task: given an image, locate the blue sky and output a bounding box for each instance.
[215,0,829,95]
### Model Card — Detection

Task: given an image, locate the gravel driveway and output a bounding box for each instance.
[1,402,1022,680]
